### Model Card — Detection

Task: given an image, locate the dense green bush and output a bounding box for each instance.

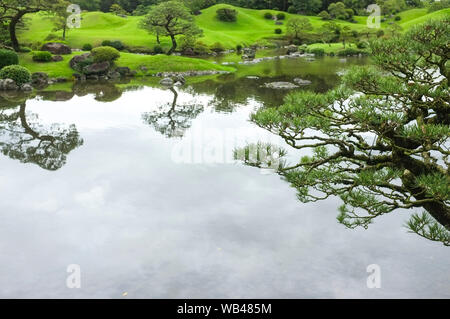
[32,51,52,62]
[299,44,308,54]
[179,36,196,53]
[236,44,243,52]
[45,33,64,42]
[153,45,164,54]
[337,47,366,56]
[274,28,282,34]
[287,6,296,14]
[216,8,238,22]
[264,12,273,19]
[91,46,120,63]
[394,16,401,21]
[210,42,225,53]
[127,46,153,54]
[356,41,368,49]
[193,41,211,55]
[101,40,125,51]
[75,57,94,73]
[18,47,32,53]
[318,11,331,20]
[276,13,285,20]
[0,65,31,85]
[308,47,325,56]
[82,43,93,51]
[0,49,19,69]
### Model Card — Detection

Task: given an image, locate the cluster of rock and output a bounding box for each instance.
[236,44,316,65]
[241,48,256,61]
[31,72,67,88]
[70,53,136,82]
[159,74,187,87]
[0,71,70,92]
[42,42,72,55]
[156,70,231,86]
[40,42,72,63]
[239,53,314,65]
[0,79,32,91]
[262,78,312,90]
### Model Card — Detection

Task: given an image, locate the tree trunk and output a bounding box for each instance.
[167,34,177,55]
[9,13,24,52]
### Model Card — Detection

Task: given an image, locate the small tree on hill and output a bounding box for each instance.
[140,1,202,55]
[216,8,238,22]
[286,17,313,41]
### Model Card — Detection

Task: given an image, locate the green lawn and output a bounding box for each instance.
[18,4,448,51]
[398,8,450,29]
[19,51,234,79]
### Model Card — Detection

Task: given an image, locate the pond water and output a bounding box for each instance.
[0,56,449,298]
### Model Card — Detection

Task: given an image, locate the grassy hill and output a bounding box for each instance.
[18,4,449,51]
[397,8,450,29]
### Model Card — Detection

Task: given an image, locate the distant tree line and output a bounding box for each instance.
[70,0,427,16]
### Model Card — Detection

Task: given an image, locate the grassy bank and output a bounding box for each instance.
[18,5,449,50]
[19,52,235,79]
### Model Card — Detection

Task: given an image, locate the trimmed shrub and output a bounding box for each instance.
[274,28,282,34]
[264,12,273,19]
[45,33,64,42]
[236,44,243,52]
[193,41,211,55]
[356,41,368,49]
[91,46,120,63]
[179,36,196,53]
[0,65,31,85]
[337,48,366,56]
[75,57,94,73]
[210,42,225,53]
[299,44,308,54]
[101,40,125,51]
[216,8,238,22]
[287,6,296,14]
[32,51,52,62]
[0,49,19,69]
[153,45,164,54]
[18,47,32,53]
[318,11,331,20]
[127,46,153,54]
[82,43,93,51]
[308,47,325,56]
[276,13,285,20]
[394,16,401,21]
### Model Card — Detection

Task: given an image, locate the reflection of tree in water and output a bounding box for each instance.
[142,87,203,138]
[188,74,336,112]
[0,101,83,171]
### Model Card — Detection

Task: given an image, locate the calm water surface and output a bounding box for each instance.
[0,56,449,298]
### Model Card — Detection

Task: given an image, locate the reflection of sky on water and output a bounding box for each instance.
[0,85,449,299]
